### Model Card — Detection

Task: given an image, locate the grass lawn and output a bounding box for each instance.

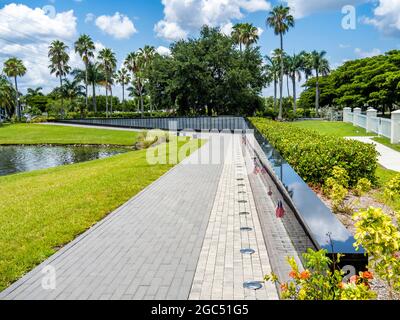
[0,138,204,291]
[291,121,371,137]
[0,124,138,146]
[373,136,400,152]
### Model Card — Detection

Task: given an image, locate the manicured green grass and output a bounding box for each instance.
[374,166,400,212]
[0,139,204,291]
[0,124,138,146]
[376,165,398,186]
[373,136,400,152]
[291,121,371,137]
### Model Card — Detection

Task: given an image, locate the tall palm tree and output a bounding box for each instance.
[286,53,303,112]
[0,75,16,118]
[267,5,295,120]
[3,57,26,120]
[72,62,105,112]
[115,68,131,104]
[60,78,85,105]
[48,40,71,114]
[138,46,156,114]
[97,48,117,117]
[232,23,259,52]
[74,34,95,110]
[125,52,145,116]
[26,87,43,97]
[310,50,330,115]
[265,53,280,112]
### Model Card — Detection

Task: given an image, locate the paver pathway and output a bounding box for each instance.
[347,136,400,172]
[0,133,278,300]
[189,135,278,300]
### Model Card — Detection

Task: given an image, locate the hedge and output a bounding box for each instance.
[249,117,378,186]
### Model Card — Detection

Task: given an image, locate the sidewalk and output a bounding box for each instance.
[347,137,400,172]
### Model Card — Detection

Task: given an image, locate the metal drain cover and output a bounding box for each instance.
[236,178,244,181]
[240,227,253,232]
[238,184,245,187]
[239,212,250,215]
[240,248,255,255]
[238,200,247,203]
[243,281,263,290]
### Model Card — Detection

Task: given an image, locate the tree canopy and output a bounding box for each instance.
[146,26,266,116]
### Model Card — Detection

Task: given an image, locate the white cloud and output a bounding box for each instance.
[362,0,400,35]
[95,12,137,39]
[354,47,382,58]
[0,3,77,93]
[155,0,271,41]
[85,13,95,23]
[284,0,366,19]
[156,46,172,56]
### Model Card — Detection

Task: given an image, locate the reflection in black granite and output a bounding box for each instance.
[0,145,130,177]
[251,128,365,257]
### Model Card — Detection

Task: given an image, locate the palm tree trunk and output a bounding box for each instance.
[92,82,97,113]
[122,83,125,104]
[139,82,144,116]
[59,75,64,118]
[292,75,297,113]
[315,72,320,116]
[105,84,109,118]
[287,75,290,97]
[273,77,277,112]
[85,64,89,110]
[279,33,284,120]
[14,76,20,121]
[110,86,113,114]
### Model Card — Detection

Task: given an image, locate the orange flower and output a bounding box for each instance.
[338,282,345,289]
[280,283,288,292]
[361,271,374,280]
[289,271,298,279]
[300,270,311,280]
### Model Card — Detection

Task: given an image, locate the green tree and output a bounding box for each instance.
[125,52,145,115]
[231,23,259,52]
[265,53,280,112]
[286,53,304,112]
[3,57,26,120]
[310,50,330,114]
[97,48,117,117]
[266,5,295,120]
[115,68,131,104]
[74,34,96,110]
[0,75,16,118]
[48,40,71,114]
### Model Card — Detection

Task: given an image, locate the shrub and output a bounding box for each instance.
[354,178,372,196]
[249,118,378,186]
[353,207,400,299]
[265,249,376,300]
[384,174,400,201]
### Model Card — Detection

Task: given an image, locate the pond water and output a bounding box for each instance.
[0,145,130,177]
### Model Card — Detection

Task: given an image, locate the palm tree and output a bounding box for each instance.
[48,40,71,114]
[138,46,156,114]
[232,23,259,52]
[125,52,145,116]
[60,78,85,105]
[115,68,131,104]
[0,75,16,119]
[3,57,26,120]
[286,53,303,112]
[310,50,330,115]
[72,62,105,112]
[267,5,295,120]
[97,48,117,117]
[265,53,280,112]
[26,87,43,97]
[74,34,95,110]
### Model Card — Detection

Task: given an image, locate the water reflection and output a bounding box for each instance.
[253,130,364,255]
[0,145,130,177]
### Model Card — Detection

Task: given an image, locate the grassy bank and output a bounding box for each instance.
[291,121,370,137]
[0,124,138,146]
[374,136,400,152]
[0,138,204,291]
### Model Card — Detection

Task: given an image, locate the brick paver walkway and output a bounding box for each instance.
[189,135,278,300]
[0,133,278,300]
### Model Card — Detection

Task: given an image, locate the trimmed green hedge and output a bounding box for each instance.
[250,117,378,186]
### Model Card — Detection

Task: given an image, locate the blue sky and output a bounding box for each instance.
[0,0,399,97]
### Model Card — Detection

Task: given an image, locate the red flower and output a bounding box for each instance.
[300,270,311,280]
[280,283,288,292]
[361,271,374,280]
[289,271,298,279]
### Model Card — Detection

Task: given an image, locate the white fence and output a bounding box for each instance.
[343,108,400,144]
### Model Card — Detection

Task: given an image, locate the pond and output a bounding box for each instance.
[0,145,131,177]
